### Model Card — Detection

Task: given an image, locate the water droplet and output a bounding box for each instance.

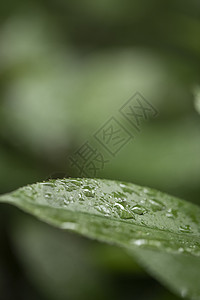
[113,191,126,200]
[131,205,147,215]
[120,183,127,188]
[83,189,95,198]
[114,202,134,219]
[96,204,111,215]
[120,210,134,220]
[114,202,125,210]
[132,239,147,246]
[178,247,184,253]
[64,196,74,205]
[179,225,192,233]
[131,239,162,248]
[78,193,85,202]
[60,222,77,230]
[44,192,52,199]
[66,184,77,192]
[149,198,165,211]
[166,208,178,218]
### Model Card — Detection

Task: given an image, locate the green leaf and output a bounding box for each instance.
[0,178,200,299]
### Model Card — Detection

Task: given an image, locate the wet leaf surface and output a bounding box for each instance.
[0,178,200,299]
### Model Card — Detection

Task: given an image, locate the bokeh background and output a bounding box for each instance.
[0,1,200,299]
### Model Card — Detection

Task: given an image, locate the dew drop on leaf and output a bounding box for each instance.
[166,208,178,218]
[131,205,147,215]
[83,189,95,198]
[179,225,192,233]
[149,198,166,211]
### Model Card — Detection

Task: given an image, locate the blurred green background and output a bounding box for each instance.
[0,0,200,299]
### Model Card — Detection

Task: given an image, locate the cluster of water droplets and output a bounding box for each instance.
[17,178,200,241]
[9,177,200,257]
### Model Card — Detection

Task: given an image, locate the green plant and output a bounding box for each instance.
[1,178,200,300]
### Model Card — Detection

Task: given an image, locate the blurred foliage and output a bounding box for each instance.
[0,0,200,299]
